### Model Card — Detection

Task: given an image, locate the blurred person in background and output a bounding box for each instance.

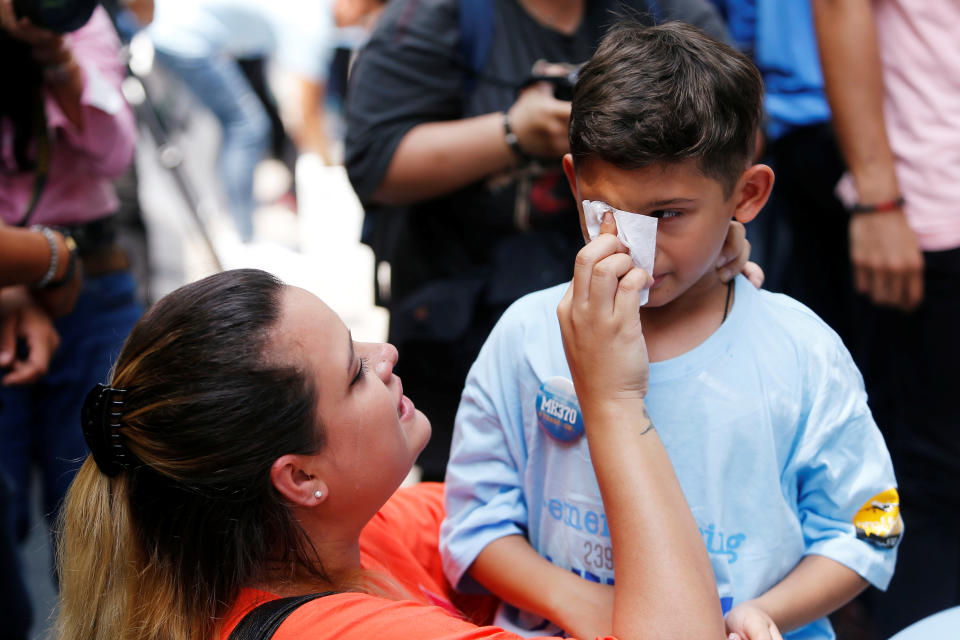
[345,0,735,480]
[146,0,337,242]
[812,1,960,636]
[0,0,142,632]
[1,222,83,640]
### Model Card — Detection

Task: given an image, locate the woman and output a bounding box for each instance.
[55,241,726,639]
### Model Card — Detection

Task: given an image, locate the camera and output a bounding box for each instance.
[523,66,581,102]
[11,0,99,33]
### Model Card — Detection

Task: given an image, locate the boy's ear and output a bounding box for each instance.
[562,154,592,243]
[562,153,577,197]
[732,164,774,224]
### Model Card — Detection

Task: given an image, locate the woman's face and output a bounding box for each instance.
[275,287,431,519]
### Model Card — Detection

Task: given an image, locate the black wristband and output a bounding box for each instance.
[502,112,526,160]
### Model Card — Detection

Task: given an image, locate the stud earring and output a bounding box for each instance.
[314,489,323,499]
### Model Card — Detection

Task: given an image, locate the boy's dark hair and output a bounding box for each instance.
[570,21,763,197]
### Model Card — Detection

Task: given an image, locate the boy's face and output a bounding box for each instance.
[564,156,755,309]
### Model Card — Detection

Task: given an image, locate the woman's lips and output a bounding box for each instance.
[395,376,415,420]
[652,274,667,288]
[399,395,415,421]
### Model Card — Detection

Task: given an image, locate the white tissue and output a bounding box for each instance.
[582,200,658,305]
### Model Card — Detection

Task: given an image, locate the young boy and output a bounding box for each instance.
[440,22,902,640]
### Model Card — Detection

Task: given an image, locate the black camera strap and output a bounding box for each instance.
[15,86,51,228]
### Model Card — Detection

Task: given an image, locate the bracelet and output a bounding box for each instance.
[31,225,60,288]
[502,112,526,160]
[44,234,79,289]
[849,196,905,214]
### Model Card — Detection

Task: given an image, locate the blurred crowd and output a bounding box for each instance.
[0,0,956,638]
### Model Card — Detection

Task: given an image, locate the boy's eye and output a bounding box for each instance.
[651,210,681,220]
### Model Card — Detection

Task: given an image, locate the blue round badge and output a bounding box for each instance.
[536,377,585,443]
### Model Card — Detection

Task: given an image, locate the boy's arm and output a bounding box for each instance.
[727,555,866,636]
[729,325,899,640]
[440,295,547,597]
[470,535,615,639]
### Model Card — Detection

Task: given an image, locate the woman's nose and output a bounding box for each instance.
[363,342,398,380]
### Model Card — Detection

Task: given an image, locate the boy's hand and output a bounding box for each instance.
[725,602,784,640]
[558,211,652,404]
[718,220,764,288]
[554,580,614,640]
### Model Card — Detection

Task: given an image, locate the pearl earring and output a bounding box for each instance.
[314,489,323,499]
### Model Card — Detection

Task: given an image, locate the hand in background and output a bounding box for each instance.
[507,81,571,159]
[849,210,923,310]
[0,0,66,60]
[0,287,60,385]
[725,602,784,640]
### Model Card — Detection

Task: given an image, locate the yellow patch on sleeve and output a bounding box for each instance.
[854,488,903,549]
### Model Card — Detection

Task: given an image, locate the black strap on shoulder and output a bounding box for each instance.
[227,592,336,640]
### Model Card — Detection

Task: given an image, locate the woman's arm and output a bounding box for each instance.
[557,215,725,640]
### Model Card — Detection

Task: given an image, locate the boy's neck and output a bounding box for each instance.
[640,274,734,363]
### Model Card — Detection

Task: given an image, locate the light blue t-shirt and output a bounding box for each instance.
[441,276,900,639]
[148,0,334,80]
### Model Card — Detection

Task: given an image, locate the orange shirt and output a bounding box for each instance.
[220,483,615,639]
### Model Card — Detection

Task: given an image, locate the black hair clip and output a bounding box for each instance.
[81,383,132,477]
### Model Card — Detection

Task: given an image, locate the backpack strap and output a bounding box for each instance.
[227,592,336,640]
[458,0,494,97]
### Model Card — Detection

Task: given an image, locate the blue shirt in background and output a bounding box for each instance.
[710,0,831,139]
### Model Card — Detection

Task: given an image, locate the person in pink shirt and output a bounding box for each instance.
[0,2,142,634]
[813,0,960,635]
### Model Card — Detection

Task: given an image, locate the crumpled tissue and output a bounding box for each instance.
[582,200,657,305]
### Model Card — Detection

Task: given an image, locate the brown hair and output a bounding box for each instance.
[570,21,764,196]
[55,269,329,640]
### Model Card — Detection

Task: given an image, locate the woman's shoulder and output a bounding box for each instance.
[277,589,564,640]
[223,587,519,640]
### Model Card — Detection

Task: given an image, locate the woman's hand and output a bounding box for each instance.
[557,211,652,405]
[718,220,764,288]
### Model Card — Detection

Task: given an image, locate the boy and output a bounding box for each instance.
[440,22,901,640]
